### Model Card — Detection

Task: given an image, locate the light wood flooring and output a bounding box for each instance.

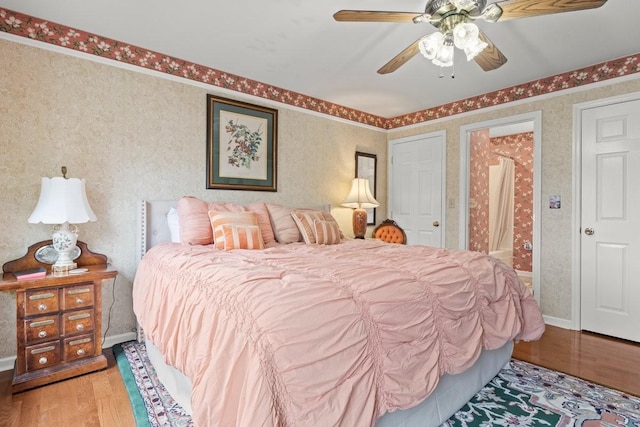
[1,325,639,427]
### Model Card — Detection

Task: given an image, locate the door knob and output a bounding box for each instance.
[584,227,594,235]
[433,221,440,227]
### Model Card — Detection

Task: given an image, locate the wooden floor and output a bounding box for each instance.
[512,325,640,397]
[1,325,639,426]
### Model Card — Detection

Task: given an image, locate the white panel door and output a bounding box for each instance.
[581,99,640,342]
[389,133,444,247]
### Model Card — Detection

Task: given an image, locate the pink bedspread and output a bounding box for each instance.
[133,240,544,426]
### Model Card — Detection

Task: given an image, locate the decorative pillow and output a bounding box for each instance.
[291,209,343,245]
[167,207,181,243]
[219,224,264,250]
[245,202,277,247]
[177,196,245,245]
[313,219,341,245]
[266,204,302,244]
[178,196,212,245]
[208,211,260,250]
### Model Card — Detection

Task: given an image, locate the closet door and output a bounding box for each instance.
[389,132,445,247]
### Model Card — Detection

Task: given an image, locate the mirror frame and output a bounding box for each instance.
[355,151,377,225]
[459,111,542,304]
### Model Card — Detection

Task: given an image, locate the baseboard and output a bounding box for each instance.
[543,315,574,330]
[103,332,137,349]
[0,356,16,373]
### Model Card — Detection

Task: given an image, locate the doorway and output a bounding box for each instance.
[459,112,542,304]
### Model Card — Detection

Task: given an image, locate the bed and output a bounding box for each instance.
[133,199,545,427]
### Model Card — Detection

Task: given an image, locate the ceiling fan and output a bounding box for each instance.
[334,0,608,74]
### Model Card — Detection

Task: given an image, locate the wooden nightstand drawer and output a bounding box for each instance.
[62,309,94,335]
[62,284,94,310]
[25,342,61,371]
[64,334,95,362]
[24,289,60,316]
[24,315,60,343]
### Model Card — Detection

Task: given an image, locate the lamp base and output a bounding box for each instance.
[52,222,79,274]
[352,208,368,239]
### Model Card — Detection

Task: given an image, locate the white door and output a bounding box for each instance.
[389,132,445,247]
[580,98,640,342]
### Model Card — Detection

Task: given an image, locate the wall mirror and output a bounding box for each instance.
[355,151,377,225]
[459,111,542,304]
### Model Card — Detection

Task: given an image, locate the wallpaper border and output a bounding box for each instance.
[1,7,639,130]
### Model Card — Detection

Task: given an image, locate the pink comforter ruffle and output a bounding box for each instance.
[133,240,544,426]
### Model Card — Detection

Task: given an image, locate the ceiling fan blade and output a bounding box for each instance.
[496,0,607,21]
[333,10,422,23]
[377,39,422,74]
[474,31,508,71]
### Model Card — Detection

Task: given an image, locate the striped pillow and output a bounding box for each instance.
[220,224,264,250]
[313,220,341,245]
[208,211,260,250]
[291,209,342,245]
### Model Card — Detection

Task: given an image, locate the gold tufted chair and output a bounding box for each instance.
[373,219,407,244]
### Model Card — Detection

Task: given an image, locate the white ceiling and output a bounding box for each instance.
[3,0,638,118]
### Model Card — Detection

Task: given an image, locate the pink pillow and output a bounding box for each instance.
[266,204,302,244]
[177,196,245,245]
[291,210,327,244]
[245,202,276,247]
[208,211,260,250]
[313,220,341,245]
[219,224,264,250]
[291,209,343,245]
[177,196,212,245]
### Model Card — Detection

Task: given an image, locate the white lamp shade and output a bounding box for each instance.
[341,178,379,209]
[28,177,97,224]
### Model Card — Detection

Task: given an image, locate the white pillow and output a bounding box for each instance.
[167,207,181,243]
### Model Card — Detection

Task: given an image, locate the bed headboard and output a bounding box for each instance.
[136,200,177,264]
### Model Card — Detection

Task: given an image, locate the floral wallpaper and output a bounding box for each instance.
[1,7,639,129]
[468,131,533,272]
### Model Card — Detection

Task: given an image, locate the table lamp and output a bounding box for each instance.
[28,167,97,272]
[341,178,379,239]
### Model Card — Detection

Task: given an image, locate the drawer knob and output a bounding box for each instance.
[76,349,85,356]
[38,303,47,311]
[76,324,85,331]
[38,330,47,338]
[76,298,83,304]
[39,356,48,365]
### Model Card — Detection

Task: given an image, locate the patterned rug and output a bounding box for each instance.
[114,341,640,426]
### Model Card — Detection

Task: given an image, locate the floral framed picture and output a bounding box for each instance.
[206,95,277,191]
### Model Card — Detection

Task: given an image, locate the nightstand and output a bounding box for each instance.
[0,240,117,393]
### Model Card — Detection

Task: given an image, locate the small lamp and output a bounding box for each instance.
[28,167,97,272]
[341,178,379,239]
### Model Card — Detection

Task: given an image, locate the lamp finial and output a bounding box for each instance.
[61,166,67,179]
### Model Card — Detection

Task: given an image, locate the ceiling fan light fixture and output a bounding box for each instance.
[419,32,445,59]
[433,43,454,67]
[452,22,480,49]
[463,36,488,60]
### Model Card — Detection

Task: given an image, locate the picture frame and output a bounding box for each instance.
[355,151,377,225]
[206,95,277,191]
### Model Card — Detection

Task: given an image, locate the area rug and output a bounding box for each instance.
[114,341,640,426]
